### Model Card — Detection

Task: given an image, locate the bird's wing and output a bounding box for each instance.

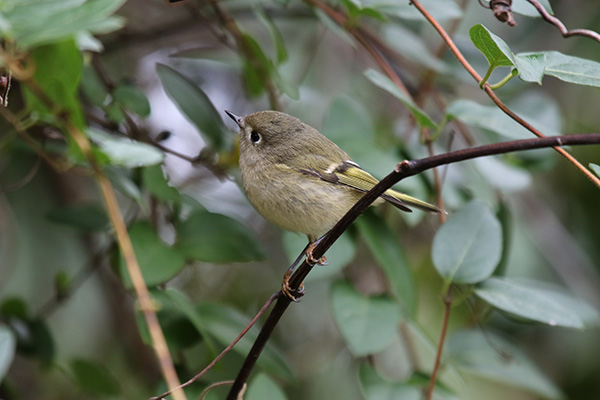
[299,160,441,214]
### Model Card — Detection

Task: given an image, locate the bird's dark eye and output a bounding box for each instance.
[250,130,261,143]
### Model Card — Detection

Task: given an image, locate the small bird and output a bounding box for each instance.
[226,110,441,298]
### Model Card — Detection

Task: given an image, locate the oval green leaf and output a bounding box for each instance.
[356,212,416,315]
[474,277,585,328]
[87,128,164,168]
[469,24,515,69]
[331,281,402,357]
[432,201,502,284]
[156,64,228,150]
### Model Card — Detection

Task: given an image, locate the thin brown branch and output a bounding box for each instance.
[427,287,453,400]
[410,0,600,190]
[226,132,600,399]
[526,0,600,43]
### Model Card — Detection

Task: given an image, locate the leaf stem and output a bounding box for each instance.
[479,65,495,88]
[489,69,518,90]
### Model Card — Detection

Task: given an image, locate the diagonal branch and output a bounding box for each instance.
[226,132,600,399]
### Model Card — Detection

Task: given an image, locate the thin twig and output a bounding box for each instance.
[427,287,453,400]
[226,132,600,399]
[526,0,600,43]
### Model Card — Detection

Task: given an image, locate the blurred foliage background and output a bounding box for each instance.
[0,0,600,399]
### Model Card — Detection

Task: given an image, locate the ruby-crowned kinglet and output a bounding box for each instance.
[226,110,441,250]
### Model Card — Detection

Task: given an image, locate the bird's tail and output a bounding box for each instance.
[382,189,443,214]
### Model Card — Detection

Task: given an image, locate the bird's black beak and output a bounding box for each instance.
[225,110,244,129]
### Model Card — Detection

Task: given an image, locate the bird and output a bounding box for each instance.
[226,110,441,299]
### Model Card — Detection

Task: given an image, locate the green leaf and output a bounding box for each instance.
[539,51,600,88]
[254,8,287,64]
[356,213,416,315]
[469,24,515,69]
[512,0,553,17]
[71,358,120,396]
[513,52,546,84]
[283,230,355,282]
[359,365,422,400]
[81,64,108,107]
[245,373,288,400]
[46,203,109,232]
[432,201,502,284]
[86,128,164,168]
[314,8,355,48]
[156,64,228,150]
[113,85,151,116]
[142,164,181,203]
[446,98,561,139]
[590,163,600,178]
[383,25,447,73]
[158,289,293,381]
[23,39,84,127]
[6,0,126,49]
[331,281,402,357]
[474,277,587,328]
[0,325,16,381]
[364,69,436,129]
[175,210,266,263]
[446,329,562,399]
[119,221,187,288]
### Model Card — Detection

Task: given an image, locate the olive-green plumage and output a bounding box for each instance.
[226,110,441,243]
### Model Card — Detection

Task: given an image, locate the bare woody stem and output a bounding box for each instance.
[526,0,600,43]
[226,132,600,399]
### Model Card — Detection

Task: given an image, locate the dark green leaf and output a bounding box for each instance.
[81,65,108,107]
[86,128,164,168]
[356,213,416,315]
[475,278,587,328]
[245,373,287,400]
[156,64,228,150]
[331,281,402,356]
[175,210,266,263]
[46,203,109,232]
[119,221,186,288]
[469,24,515,69]
[1,297,29,319]
[113,85,151,116]
[142,164,181,203]
[432,201,502,284]
[0,325,16,381]
[364,69,436,128]
[359,365,421,400]
[283,230,355,281]
[71,358,120,396]
[446,330,562,399]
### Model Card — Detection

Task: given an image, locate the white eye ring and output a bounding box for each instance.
[250,130,261,143]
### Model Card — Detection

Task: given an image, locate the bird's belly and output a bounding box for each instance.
[243,170,362,241]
